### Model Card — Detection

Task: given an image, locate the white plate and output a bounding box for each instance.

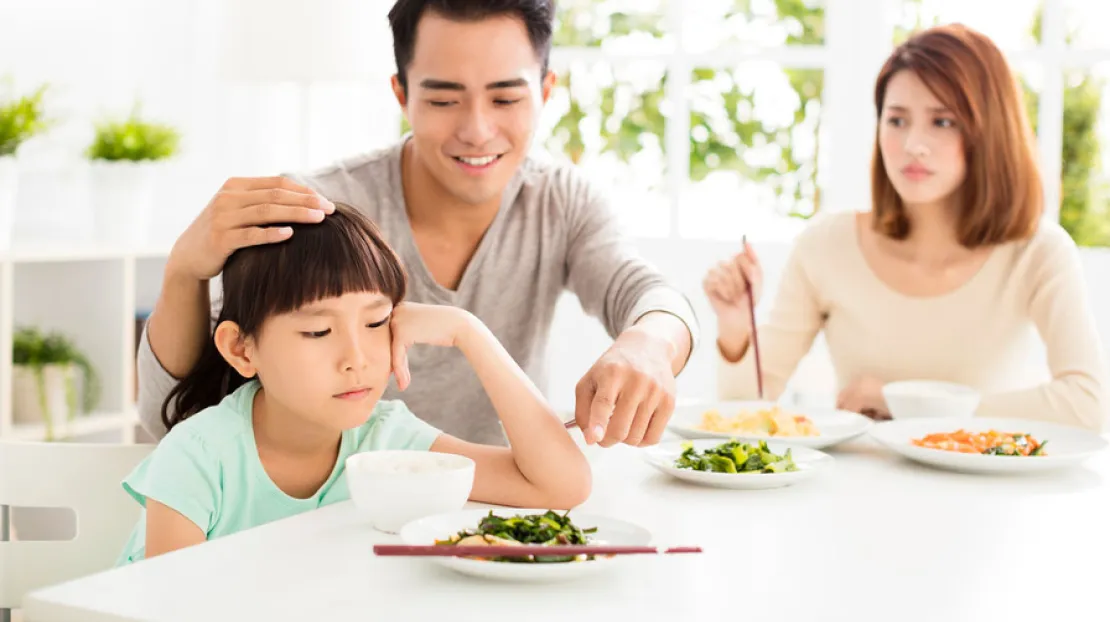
[397,508,653,583]
[642,439,834,489]
[869,417,1109,474]
[667,400,873,449]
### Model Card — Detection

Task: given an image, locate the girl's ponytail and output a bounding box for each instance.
[160,334,249,431]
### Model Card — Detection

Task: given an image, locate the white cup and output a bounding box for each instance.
[882,380,981,420]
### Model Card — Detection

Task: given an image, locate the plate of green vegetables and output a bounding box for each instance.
[398,509,653,582]
[643,439,834,489]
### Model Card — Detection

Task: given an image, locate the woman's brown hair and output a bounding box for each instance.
[871,23,1043,247]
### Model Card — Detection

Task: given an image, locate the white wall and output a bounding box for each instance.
[0,0,399,248]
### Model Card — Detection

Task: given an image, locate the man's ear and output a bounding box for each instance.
[392,74,408,108]
[214,321,256,379]
[541,69,557,104]
[392,74,412,131]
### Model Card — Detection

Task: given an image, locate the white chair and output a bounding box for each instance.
[0,441,153,621]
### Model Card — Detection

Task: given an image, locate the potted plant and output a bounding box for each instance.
[86,104,180,247]
[12,326,100,441]
[0,83,50,251]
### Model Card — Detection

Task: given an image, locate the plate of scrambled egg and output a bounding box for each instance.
[667,400,873,449]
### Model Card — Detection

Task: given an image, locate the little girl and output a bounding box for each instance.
[116,202,592,564]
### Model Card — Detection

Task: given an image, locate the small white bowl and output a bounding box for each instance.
[344,451,475,534]
[882,380,981,420]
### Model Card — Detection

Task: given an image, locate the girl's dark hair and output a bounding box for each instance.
[161,201,407,431]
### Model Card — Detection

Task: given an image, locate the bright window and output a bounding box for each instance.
[538,0,826,240]
[531,0,1110,246]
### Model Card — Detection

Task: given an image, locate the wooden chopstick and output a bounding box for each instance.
[373,544,702,558]
[742,235,764,400]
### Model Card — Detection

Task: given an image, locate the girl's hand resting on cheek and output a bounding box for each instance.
[389,303,476,390]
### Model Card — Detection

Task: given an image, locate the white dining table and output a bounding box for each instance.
[23,434,1110,622]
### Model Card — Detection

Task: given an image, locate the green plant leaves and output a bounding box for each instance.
[13,326,101,413]
[87,106,180,162]
[0,84,51,157]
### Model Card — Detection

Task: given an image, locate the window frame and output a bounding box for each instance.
[545,0,1110,242]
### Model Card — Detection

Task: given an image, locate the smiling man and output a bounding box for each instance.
[136,0,699,448]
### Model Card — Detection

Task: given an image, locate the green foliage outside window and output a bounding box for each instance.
[548,0,825,220]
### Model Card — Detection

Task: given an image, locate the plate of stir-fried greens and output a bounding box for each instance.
[643,439,834,489]
[398,509,653,582]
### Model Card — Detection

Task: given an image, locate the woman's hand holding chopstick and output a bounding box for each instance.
[703,238,764,364]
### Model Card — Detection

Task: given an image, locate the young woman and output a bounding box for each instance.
[703,24,1107,431]
[117,202,591,565]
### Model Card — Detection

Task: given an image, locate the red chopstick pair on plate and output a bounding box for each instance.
[373,544,702,558]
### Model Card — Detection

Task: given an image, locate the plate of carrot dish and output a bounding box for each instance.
[869,417,1107,474]
[911,429,1047,456]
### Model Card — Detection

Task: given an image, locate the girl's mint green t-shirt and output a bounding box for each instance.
[116,380,442,565]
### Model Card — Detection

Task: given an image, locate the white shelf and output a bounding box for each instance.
[0,244,170,263]
[1,249,157,445]
[9,410,139,442]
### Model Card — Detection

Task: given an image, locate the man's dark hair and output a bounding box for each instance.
[388,0,555,92]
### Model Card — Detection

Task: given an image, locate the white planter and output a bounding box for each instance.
[12,363,86,440]
[88,160,156,247]
[0,155,17,251]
